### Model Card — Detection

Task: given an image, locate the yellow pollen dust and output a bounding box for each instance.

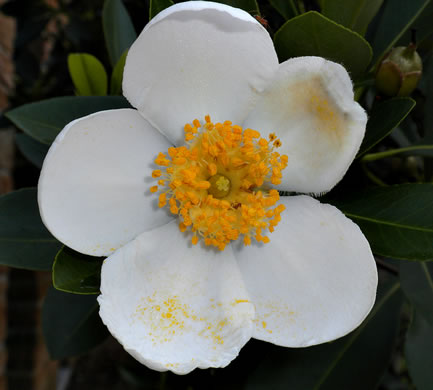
[150,116,288,251]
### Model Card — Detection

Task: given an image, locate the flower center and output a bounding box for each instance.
[208,174,231,198]
[150,116,288,251]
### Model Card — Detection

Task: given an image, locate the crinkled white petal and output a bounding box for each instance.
[38,109,173,257]
[233,195,377,347]
[243,57,367,194]
[98,220,254,374]
[123,1,278,145]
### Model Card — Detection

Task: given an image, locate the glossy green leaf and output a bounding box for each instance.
[15,133,49,168]
[322,0,384,35]
[246,279,402,390]
[5,96,131,144]
[326,184,433,261]
[396,3,433,48]
[53,247,103,295]
[270,0,298,19]
[357,97,416,157]
[103,0,136,66]
[149,0,174,20]
[369,0,431,66]
[110,50,127,95]
[400,261,433,327]
[42,287,108,359]
[214,0,259,13]
[274,11,372,78]
[405,311,433,390]
[67,53,108,96]
[0,188,61,270]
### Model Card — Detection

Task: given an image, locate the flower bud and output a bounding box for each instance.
[375,44,422,97]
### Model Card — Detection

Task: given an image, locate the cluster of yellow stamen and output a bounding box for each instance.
[150,116,288,250]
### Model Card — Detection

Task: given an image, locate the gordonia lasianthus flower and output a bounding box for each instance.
[38,1,378,374]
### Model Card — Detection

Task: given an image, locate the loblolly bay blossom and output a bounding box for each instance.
[38,1,378,375]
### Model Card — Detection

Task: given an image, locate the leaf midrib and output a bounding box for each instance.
[421,263,433,292]
[344,213,433,233]
[313,282,400,389]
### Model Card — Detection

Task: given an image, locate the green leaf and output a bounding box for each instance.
[67,53,108,96]
[0,188,61,270]
[400,261,433,327]
[369,0,431,66]
[405,311,433,390]
[149,0,174,20]
[325,184,433,261]
[110,50,128,95]
[396,3,433,48]
[42,287,108,359]
[357,97,416,157]
[213,0,259,13]
[322,0,384,35]
[103,0,136,66]
[5,96,131,144]
[246,279,402,390]
[15,133,49,168]
[274,11,372,78]
[53,247,103,295]
[270,0,298,19]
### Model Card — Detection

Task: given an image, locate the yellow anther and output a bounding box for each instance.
[149,116,287,250]
[184,123,193,132]
[207,163,217,176]
[152,170,162,178]
[258,138,268,147]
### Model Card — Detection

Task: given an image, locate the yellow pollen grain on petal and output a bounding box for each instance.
[149,116,288,250]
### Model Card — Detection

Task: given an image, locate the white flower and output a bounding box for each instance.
[38,1,378,375]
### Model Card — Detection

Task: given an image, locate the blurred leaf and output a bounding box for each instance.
[214,0,259,13]
[325,184,433,261]
[246,279,402,390]
[0,188,61,270]
[274,11,372,78]
[421,55,433,141]
[269,0,298,19]
[322,0,384,35]
[103,0,136,66]
[369,0,431,66]
[357,97,416,157]
[6,96,131,144]
[400,261,433,327]
[53,247,103,295]
[150,0,174,20]
[110,50,128,95]
[405,311,433,390]
[42,287,108,359]
[15,133,49,168]
[68,53,108,96]
[397,3,433,48]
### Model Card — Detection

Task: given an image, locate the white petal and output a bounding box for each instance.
[233,195,377,347]
[123,1,278,145]
[243,57,367,194]
[38,109,173,257]
[98,221,254,374]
